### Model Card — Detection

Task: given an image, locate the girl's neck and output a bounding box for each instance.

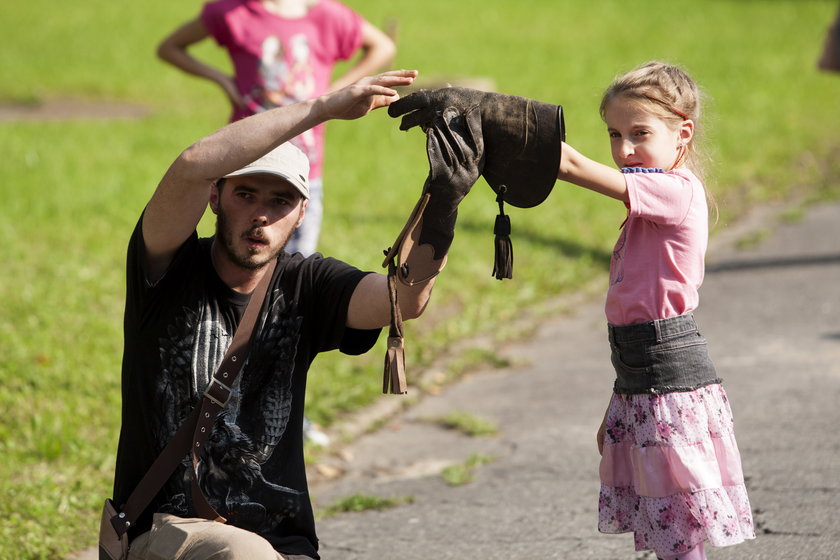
[260,0,317,18]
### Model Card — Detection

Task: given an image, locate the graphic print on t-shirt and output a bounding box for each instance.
[154,288,305,532]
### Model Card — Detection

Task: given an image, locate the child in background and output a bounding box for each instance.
[556,61,755,560]
[157,0,396,257]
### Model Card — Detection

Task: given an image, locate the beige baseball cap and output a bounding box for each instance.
[223,142,310,199]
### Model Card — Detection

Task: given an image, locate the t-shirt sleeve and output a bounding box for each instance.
[625,171,696,226]
[312,0,365,61]
[201,0,235,47]
[126,215,200,314]
[303,256,380,355]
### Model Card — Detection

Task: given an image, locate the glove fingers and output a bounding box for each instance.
[464,106,484,157]
[437,108,467,164]
[387,90,431,118]
[399,106,436,131]
[425,118,456,183]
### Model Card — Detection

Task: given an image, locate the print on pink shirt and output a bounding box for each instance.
[243,34,318,167]
[611,227,627,286]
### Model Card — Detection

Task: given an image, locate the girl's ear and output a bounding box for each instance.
[679,119,695,145]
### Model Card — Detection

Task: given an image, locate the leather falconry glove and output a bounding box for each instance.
[388,87,565,279]
[381,106,483,394]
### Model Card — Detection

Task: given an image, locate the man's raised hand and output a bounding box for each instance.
[322,70,418,121]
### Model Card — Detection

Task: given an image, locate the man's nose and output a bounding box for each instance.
[252,210,269,226]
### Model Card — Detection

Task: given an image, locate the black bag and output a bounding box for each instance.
[99,499,128,560]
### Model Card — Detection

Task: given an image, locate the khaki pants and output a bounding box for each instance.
[128,514,314,560]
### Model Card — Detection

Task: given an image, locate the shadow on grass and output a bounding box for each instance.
[349,212,613,269]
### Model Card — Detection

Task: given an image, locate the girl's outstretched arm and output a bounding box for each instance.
[557,142,629,203]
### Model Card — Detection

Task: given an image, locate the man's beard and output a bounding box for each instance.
[215,207,291,270]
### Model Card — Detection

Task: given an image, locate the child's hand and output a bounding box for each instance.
[596,416,607,456]
[218,76,246,110]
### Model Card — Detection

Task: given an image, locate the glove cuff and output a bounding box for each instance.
[382,193,450,286]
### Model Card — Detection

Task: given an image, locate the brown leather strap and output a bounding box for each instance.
[111,259,277,536]
[382,259,407,394]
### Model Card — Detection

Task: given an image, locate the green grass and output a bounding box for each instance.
[428,411,500,437]
[316,493,414,520]
[441,454,497,487]
[2,0,840,557]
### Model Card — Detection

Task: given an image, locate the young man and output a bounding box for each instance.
[110,70,481,559]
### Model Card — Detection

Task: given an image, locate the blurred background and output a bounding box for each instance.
[1,0,838,557]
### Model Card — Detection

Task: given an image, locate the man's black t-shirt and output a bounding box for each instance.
[113,219,380,558]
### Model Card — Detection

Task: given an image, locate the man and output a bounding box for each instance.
[110,69,485,560]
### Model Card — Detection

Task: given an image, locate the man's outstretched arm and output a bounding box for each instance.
[141,70,418,283]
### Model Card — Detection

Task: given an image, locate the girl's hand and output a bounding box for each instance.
[321,70,418,121]
[597,402,611,457]
[596,417,607,456]
[217,75,246,110]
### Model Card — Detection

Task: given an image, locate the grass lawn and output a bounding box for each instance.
[2,0,839,557]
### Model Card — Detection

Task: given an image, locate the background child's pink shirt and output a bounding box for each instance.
[201,0,364,179]
[605,168,709,326]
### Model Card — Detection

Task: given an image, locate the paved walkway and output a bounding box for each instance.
[311,201,840,559]
[70,201,840,559]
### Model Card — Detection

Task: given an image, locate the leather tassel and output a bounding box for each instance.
[492,187,513,280]
[382,256,408,394]
[383,336,407,394]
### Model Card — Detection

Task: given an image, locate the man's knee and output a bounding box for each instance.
[133,514,282,560]
[199,526,280,559]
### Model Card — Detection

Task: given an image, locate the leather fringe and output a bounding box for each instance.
[492,187,513,280]
[382,256,408,394]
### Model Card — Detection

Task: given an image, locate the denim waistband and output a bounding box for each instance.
[608,313,699,345]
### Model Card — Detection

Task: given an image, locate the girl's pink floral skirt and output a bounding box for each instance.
[598,384,755,555]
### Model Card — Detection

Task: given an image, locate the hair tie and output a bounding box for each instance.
[641,94,689,120]
[668,106,689,121]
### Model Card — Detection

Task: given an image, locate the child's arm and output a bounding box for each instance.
[328,20,396,92]
[156,17,245,110]
[557,142,629,203]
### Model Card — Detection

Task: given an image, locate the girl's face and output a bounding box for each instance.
[604,96,693,171]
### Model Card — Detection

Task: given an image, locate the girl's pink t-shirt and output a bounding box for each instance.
[201,0,364,179]
[605,168,709,326]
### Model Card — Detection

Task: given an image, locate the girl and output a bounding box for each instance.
[557,61,755,560]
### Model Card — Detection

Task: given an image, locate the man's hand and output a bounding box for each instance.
[416,106,484,259]
[321,70,418,121]
[425,106,484,195]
